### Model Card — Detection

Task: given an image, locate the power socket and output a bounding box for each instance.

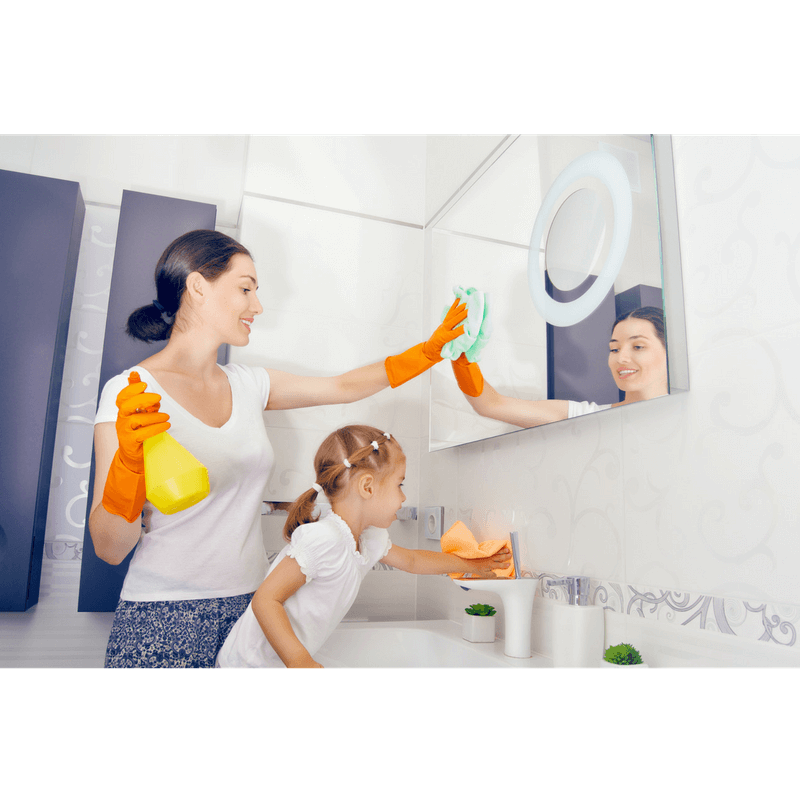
[424,506,444,540]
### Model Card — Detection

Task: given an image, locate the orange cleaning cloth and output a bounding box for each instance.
[441,520,515,579]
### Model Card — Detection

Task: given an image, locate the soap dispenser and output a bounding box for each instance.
[548,576,605,668]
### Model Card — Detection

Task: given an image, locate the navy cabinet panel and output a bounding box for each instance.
[0,169,85,611]
[77,191,216,612]
[545,272,619,405]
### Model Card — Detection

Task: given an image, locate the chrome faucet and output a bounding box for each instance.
[509,531,522,578]
[547,575,591,606]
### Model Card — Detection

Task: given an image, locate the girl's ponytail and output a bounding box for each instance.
[283,488,321,541]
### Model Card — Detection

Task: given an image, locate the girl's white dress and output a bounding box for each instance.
[216,510,391,667]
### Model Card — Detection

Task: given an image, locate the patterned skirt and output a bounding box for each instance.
[104,593,254,668]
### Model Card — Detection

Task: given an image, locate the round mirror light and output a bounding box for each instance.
[528,151,632,327]
[545,188,607,292]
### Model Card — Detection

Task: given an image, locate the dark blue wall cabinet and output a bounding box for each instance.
[78,190,217,612]
[614,284,663,320]
[0,170,85,611]
[546,272,619,405]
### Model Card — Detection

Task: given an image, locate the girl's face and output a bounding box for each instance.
[370,454,407,528]
[608,317,668,398]
[202,253,263,346]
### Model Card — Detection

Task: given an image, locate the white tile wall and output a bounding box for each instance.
[1,135,249,234]
[245,135,427,226]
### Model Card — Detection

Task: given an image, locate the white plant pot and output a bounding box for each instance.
[600,660,649,668]
[462,612,496,643]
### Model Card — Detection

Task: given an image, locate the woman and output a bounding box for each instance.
[449,305,668,428]
[89,229,467,667]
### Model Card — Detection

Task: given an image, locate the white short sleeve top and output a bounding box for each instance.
[567,400,613,418]
[216,510,392,668]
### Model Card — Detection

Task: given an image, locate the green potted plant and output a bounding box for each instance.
[462,603,497,643]
[602,643,648,668]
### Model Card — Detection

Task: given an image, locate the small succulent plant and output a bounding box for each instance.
[603,643,644,665]
[465,603,497,617]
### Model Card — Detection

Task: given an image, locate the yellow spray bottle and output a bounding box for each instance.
[143,432,210,515]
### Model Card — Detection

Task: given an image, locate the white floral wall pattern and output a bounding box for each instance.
[44,206,118,562]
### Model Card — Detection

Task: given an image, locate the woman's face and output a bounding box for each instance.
[201,253,263,346]
[608,317,668,398]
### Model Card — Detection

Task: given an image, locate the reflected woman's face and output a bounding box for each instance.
[608,318,668,398]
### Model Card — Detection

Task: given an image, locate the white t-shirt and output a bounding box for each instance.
[567,400,613,418]
[95,363,274,602]
[216,510,391,668]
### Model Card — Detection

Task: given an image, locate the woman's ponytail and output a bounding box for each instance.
[126,301,174,343]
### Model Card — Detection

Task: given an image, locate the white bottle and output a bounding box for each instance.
[549,576,605,668]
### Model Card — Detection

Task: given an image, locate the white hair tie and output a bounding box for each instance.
[383,432,391,440]
[312,482,323,494]
[371,441,379,451]
[343,458,352,469]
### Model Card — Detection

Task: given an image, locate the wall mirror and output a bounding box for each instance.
[427,134,687,451]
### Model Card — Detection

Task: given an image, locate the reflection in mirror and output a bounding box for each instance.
[545,188,607,292]
[427,135,687,451]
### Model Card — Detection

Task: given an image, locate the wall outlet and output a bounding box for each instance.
[424,506,444,540]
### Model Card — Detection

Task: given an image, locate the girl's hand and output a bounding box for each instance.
[463,547,512,578]
[290,657,324,668]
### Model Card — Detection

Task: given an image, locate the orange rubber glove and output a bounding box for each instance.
[384,298,468,388]
[451,353,485,397]
[101,371,171,522]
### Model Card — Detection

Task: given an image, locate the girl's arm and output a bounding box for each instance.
[381,545,511,577]
[251,557,323,668]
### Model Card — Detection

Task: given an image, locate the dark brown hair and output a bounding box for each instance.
[283,425,404,541]
[126,229,252,342]
[611,305,666,348]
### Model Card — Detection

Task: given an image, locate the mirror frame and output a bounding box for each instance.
[425,134,689,452]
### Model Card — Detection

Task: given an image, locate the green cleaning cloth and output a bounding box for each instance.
[440,286,492,362]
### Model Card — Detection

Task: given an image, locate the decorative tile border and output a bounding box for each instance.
[538,571,799,649]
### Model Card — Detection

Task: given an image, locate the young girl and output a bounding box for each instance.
[216,424,511,668]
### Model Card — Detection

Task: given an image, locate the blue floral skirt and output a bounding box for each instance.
[104,593,254,668]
